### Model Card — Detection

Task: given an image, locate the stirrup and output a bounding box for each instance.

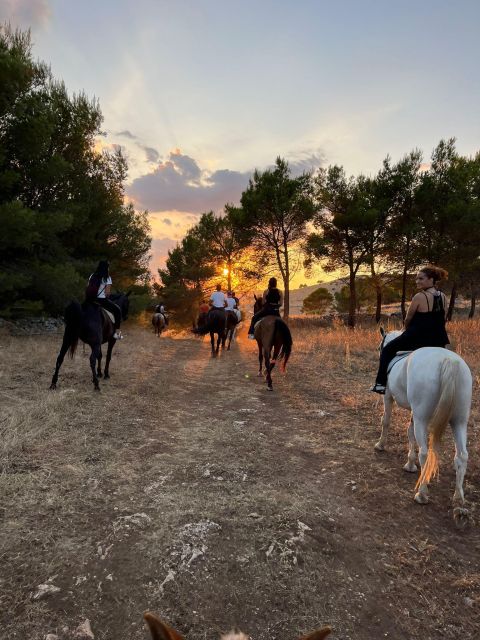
[369,383,386,395]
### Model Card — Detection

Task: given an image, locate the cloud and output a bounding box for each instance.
[116,130,137,140]
[150,236,178,274]
[127,149,251,214]
[143,146,160,163]
[0,0,51,28]
[162,217,172,225]
[288,151,326,175]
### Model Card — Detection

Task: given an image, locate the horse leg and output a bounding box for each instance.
[257,342,263,376]
[264,349,273,391]
[90,344,101,391]
[451,419,469,528]
[97,346,103,378]
[403,415,418,472]
[50,337,71,390]
[104,338,115,379]
[227,328,233,351]
[210,331,216,356]
[413,418,429,504]
[374,391,394,451]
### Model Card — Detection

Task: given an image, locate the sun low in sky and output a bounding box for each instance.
[3,0,480,284]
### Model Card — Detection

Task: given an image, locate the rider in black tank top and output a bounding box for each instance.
[371,266,450,393]
[248,277,283,337]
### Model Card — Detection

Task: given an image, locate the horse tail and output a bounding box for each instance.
[416,357,458,489]
[275,319,293,372]
[64,301,83,358]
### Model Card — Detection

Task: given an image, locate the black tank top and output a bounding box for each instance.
[405,290,449,346]
[265,288,281,306]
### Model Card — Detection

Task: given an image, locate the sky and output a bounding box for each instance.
[2,0,480,285]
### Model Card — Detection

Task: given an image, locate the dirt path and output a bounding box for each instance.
[1,323,479,640]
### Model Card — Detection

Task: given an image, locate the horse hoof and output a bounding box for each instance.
[97,372,103,378]
[414,492,429,505]
[403,462,418,473]
[374,442,385,452]
[453,506,469,530]
[257,372,263,377]
[94,386,100,392]
[49,383,57,391]
[104,374,110,380]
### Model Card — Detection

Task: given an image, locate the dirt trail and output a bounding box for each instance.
[1,324,479,640]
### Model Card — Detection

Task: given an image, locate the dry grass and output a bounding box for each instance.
[0,319,479,640]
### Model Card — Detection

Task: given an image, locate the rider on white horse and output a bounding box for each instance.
[370,265,450,394]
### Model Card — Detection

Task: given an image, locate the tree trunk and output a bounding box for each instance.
[370,262,382,323]
[468,288,476,318]
[227,260,232,292]
[400,235,412,321]
[282,242,290,321]
[348,269,356,328]
[446,281,457,321]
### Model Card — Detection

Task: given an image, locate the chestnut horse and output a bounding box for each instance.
[144,611,331,640]
[252,295,292,391]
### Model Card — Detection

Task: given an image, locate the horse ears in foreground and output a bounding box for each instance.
[143,612,332,640]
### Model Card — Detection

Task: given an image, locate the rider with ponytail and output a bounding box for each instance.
[371,265,450,394]
[247,277,284,339]
[86,260,123,340]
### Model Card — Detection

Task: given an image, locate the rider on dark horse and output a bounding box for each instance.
[86,260,123,340]
[248,277,284,339]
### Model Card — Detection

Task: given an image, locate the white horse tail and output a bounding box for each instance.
[416,358,458,489]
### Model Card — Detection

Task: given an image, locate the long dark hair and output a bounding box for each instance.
[94,260,110,280]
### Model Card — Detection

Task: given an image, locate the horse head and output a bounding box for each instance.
[253,295,263,315]
[378,328,402,350]
[143,612,331,640]
[110,292,130,320]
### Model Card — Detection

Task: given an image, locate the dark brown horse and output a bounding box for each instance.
[225,310,240,350]
[50,293,129,391]
[252,296,292,391]
[193,308,227,356]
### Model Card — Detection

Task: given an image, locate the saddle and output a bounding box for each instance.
[100,308,115,325]
[387,351,413,376]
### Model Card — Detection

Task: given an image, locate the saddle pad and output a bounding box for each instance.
[101,308,115,325]
[387,351,412,376]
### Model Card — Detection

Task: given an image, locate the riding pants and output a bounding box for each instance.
[375,332,434,386]
[97,298,121,329]
[248,304,280,334]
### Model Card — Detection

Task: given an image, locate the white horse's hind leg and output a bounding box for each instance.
[403,416,418,472]
[413,418,429,504]
[374,392,393,451]
[451,420,469,527]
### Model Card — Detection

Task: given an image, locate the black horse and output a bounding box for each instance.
[225,310,240,350]
[193,308,227,355]
[50,292,130,391]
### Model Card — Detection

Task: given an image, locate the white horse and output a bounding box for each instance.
[374,329,472,528]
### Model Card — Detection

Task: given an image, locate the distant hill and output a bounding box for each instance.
[289,279,347,315]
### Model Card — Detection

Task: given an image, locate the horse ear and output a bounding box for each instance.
[380,326,386,337]
[143,613,185,640]
[254,294,257,301]
[126,290,132,297]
